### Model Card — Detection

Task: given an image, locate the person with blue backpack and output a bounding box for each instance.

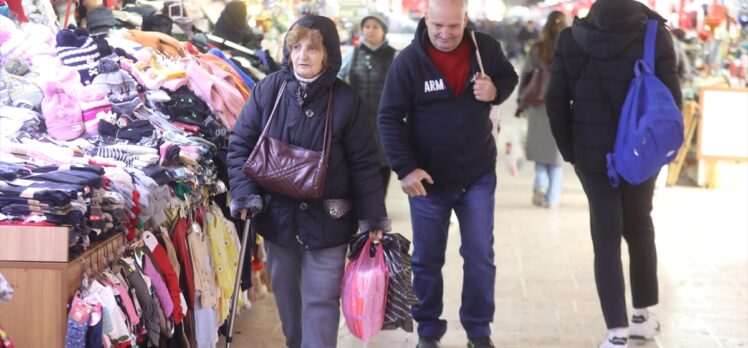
[546,0,682,347]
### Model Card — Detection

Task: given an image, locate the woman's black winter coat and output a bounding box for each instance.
[227,15,389,250]
[546,0,682,174]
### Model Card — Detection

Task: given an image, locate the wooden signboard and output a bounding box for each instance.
[697,87,748,161]
[697,87,748,188]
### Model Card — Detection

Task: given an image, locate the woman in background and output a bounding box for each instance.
[516,11,568,208]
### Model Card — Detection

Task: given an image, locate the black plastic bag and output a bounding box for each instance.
[348,232,418,332]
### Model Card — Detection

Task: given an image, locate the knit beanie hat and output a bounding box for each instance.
[79,85,113,137]
[361,13,388,34]
[86,7,117,35]
[0,75,43,109]
[91,58,141,115]
[56,29,102,85]
[142,13,173,35]
[42,82,84,141]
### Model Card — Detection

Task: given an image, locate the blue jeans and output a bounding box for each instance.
[534,163,563,205]
[409,172,497,340]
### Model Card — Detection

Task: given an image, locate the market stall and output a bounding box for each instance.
[0,0,279,346]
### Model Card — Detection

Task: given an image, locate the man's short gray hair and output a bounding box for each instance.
[428,0,467,10]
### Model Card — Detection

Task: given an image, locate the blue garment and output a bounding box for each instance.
[65,317,89,348]
[534,163,563,206]
[338,48,354,80]
[378,18,518,193]
[0,5,10,19]
[207,48,256,89]
[254,50,271,68]
[85,316,103,348]
[195,296,218,348]
[408,172,496,340]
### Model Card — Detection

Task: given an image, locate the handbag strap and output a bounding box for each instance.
[257,80,288,139]
[321,85,334,163]
[258,80,335,158]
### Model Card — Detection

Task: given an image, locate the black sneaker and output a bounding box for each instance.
[467,336,495,348]
[416,336,440,348]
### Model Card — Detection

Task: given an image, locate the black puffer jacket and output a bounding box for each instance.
[350,43,396,166]
[227,15,389,250]
[546,0,682,174]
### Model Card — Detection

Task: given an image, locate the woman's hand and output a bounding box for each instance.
[368,229,384,243]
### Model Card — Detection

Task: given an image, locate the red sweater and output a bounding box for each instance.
[426,38,472,97]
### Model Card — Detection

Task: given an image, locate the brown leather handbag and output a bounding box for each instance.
[519,60,552,106]
[242,80,334,199]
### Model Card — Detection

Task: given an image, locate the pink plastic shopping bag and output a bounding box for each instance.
[341,237,389,340]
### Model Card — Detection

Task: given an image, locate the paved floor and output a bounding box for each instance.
[221,103,748,348]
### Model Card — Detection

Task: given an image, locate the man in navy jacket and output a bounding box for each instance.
[378,1,518,347]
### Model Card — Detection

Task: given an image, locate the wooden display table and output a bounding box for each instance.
[0,230,125,347]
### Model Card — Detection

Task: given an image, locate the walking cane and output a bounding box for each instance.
[225,214,253,348]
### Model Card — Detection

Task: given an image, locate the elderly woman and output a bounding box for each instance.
[227,15,390,348]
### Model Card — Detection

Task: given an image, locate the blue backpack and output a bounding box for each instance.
[606,20,684,188]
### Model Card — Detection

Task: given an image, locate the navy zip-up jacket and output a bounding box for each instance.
[378,19,518,193]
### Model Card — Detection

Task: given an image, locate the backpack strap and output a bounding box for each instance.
[643,20,658,73]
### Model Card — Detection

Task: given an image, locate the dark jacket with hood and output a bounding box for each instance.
[546,0,682,174]
[378,18,518,193]
[212,0,261,50]
[227,15,390,250]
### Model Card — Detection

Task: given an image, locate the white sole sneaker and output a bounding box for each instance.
[629,314,661,340]
[598,336,628,348]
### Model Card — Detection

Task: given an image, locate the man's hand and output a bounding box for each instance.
[401,168,433,197]
[473,74,498,102]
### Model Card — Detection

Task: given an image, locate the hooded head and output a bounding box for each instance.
[281,15,341,86]
[571,0,665,59]
[212,0,261,49]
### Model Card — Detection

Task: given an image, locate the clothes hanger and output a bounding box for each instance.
[80,256,93,297]
[205,33,258,56]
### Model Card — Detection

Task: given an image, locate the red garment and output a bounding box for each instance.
[426,38,472,97]
[4,0,27,22]
[150,241,185,324]
[171,122,200,134]
[0,324,14,348]
[131,189,142,216]
[88,159,118,168]
[171,218,196,310]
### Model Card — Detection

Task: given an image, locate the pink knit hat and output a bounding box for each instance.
[79,85,112,137]
[42,82,84,141]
